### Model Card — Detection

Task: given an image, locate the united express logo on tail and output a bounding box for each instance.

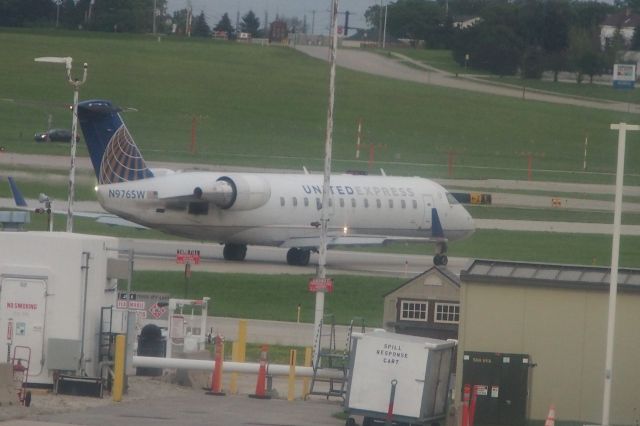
[78,99,153,184]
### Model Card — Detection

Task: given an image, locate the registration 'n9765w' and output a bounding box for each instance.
[108,189,146,199]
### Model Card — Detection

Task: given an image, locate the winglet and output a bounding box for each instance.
[431,208,445,239]
[7,177,27,207]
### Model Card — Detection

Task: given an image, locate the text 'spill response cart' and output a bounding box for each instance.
[344,330,456,426]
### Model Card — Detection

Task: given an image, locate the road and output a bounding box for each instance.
[294,45,640,114]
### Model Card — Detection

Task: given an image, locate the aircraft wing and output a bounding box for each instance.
[6,177,147,229]
[280,234,447,249]
[280,207,447,249]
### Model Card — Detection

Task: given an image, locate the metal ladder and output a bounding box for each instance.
[98,306,115,390]
[308,315,366,399]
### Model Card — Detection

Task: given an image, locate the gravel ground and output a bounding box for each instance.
[0,376,201,422]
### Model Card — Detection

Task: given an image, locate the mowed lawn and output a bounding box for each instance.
[0,29,639,183]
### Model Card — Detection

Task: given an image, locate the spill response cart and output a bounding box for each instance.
[344,330,455,426]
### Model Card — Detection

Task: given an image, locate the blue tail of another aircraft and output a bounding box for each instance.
[78,99,153,184]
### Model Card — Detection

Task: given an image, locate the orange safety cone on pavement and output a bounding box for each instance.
[205,335,225,396]
[249,345,271,399]
[544,404,556,426]
[461,384,471,426]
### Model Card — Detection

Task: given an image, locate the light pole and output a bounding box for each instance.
[313,0,339,368]
[34,56,88,233]
[382,2,388,49]
[601,122,638,426]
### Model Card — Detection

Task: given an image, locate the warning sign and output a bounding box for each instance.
[308,278,334,293]
[176,249,201,265]
[148,303,167,320]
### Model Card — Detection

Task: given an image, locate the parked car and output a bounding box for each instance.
[34,128,78,143]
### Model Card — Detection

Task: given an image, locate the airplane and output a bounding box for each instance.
[77,99,475,266]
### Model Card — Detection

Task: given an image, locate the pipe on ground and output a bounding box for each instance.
[132,356,344,379]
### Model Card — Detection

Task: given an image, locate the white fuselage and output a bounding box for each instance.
[95,172,474,246]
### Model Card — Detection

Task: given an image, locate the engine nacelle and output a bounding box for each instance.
[193,174,271,210]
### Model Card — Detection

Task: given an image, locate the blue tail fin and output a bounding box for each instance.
[7,177,27,207]
[78,100,153,184]
[431,208,445,239]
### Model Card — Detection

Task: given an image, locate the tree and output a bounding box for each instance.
[632,25,640,50]
[240,10,260,37]
[214,12,234,34]
[191,11,210,37]
[568,27,604,83]
[0,0,55,27]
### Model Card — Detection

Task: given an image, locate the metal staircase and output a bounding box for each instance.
[308,315,366,399]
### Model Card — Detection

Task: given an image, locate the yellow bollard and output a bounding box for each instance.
[288,349,297,401]
[230,341,239,394]
[112,334,125,402]
[237,319,247,361]
[302,347,312,398]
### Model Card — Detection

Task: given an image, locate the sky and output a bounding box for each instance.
[166,0,379,35]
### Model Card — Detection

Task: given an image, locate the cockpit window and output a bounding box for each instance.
[446,192,460,205]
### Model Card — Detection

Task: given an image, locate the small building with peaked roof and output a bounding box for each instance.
[600,9,640,48]
[382,266,461,341]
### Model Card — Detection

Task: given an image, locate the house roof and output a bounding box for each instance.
[460,259,640,292]
[602,10,640,29]
[383,265,460,297]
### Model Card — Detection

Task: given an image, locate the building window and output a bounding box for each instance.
[435,303,460,324]
[400,300,427,322]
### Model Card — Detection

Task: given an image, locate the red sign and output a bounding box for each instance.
[176,249,201,265]
[308,278,334,293]
[7,319,13,342]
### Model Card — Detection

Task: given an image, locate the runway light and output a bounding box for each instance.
[343,226,348,234]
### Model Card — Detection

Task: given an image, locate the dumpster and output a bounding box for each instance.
[344,330,455,426]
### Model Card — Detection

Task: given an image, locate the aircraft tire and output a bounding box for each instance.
[223,244,247,261]
[287,248,310,266]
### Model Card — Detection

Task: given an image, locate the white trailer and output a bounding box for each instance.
[0,232,121,387]
[344,330,455,426]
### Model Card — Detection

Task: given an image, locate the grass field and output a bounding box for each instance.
[132,272,402,327]
[1,29,639,184]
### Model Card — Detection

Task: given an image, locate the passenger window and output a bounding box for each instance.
[316,198,322,209]
[280,197,285,207]
[364,199,369,208]
[376,199,381,208]
[401,200,406,209]
[351,198,356,208]
[412,200,418,209]
[304,197,309,207]
[339,198,345,208]
[328,198,333,207]
[388,199,393,208]
[292,197,298,207]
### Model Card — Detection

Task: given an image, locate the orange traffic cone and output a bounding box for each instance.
[544,404,556,426]
[205,335,226,396]
[249,345,271,399]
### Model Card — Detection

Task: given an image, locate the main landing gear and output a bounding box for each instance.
[223,243,247,261]
[286,248,311,266]
[433,242,448,266]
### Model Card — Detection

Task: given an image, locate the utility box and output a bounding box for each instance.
[0,232,120,386]
[461,351,532,426]
[345,330,455,425]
